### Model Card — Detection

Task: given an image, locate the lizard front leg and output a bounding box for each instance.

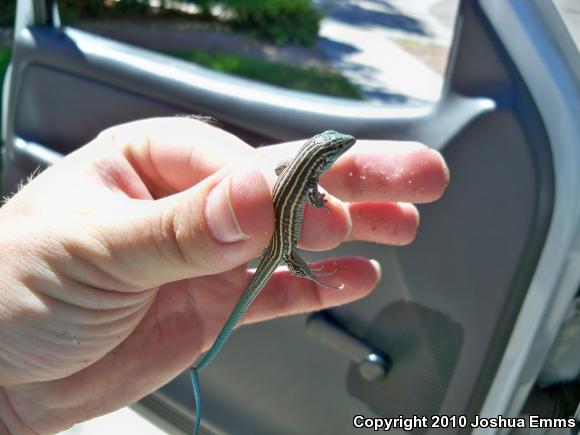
[275,162,290,176]
[306,178,330,213]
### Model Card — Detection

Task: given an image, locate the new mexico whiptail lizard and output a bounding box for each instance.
[190,130,356,435]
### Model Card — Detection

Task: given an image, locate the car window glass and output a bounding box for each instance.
[4,0,460,107]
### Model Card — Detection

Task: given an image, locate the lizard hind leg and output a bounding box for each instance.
[310,269,336,277]
[309,264,336,277]
[305,273,343,290]
[284,251,343,290]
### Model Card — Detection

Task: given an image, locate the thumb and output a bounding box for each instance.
[90,167,274,290]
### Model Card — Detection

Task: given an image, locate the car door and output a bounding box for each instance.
[2,0,579,434]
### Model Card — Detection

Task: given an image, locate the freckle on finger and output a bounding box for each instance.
[347,202,419,245]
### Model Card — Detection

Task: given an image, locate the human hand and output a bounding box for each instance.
[0,117,448,434]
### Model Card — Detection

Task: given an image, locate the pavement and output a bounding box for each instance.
[554,0,580,48]
[315,0,579,104]
[315,0,458,104]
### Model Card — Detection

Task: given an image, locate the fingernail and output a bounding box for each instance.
[205,172,250,243]
[342,200,353,240]
[434,150,450,187]
[370,259,382,281]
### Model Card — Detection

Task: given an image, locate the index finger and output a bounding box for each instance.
[96,117,258,198]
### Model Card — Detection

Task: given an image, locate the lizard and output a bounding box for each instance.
[190,130,356,435]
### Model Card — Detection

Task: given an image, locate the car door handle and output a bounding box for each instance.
[306,311,391,381]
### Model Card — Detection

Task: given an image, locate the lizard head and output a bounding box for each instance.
[313,130,356,173]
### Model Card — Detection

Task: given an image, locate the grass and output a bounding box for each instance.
[168,49,364,100]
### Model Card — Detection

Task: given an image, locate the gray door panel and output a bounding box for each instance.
[3,0,574,434]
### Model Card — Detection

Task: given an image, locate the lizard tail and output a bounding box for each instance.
[190,367,202,435]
